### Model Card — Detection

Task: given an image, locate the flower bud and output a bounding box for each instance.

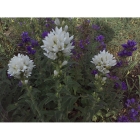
[54,70,59,76]
[25,80,28,84]
[62,20,65,26]
[54,18,60,26]
[62,60,68,66]
[64,25,68,32]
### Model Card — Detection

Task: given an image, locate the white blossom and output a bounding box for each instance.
[7,53,35,79]
[54,18,60,26]
[64,25,68,32]
[61,60,68,66]
[41,26,74,60]
[54,70,59,76]
[91,50,116,74]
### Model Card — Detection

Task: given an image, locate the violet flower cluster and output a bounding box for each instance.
[95,35,106,50]
[79,37,90,49]
[41,18,55,39]
[118,98,140,122]
[114,81,127,90]
[92,24,100,30]
[18,32,38,55]
[118,40,137,57]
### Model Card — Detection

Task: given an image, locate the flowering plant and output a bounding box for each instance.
[0,18,140,122]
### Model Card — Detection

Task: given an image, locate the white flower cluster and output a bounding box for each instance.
[7,53,35,79]
[91,50,117,74]
[41,26,74,60]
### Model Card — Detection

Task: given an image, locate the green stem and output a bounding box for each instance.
[26,85,44,122]
[56,80,61,111]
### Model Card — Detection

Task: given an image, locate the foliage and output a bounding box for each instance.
[0,18,140,122]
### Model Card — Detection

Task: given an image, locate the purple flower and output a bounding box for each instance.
[21,32,31,43]
[121,81,127,90]
[130,109,138,118]
[18,81,22,87]
[116,60,123,67]
[26,46,36,55]
[71,49,76,55]
[85,38,90,45]
[131,98,135,104]
[86,19,90,23]
[127,40,137,47]
[18,42,24,47]
[91,70,98,75]
[125,98,135,107]
[92,24,100,30]
[30,39,38,47]
[100,42,106,50]
[114,82,120,89]
[95,35,105,42]
[79,40,84,49]
[117,115,129,122]
[71,40,75,46]
[42,31,49,38]
[118,40,137,57]
[8,74,12,79]
[138,105,140,111]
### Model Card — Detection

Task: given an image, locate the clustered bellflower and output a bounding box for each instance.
[91,50,117,74]
[41,26,74,60]
[7,53,35,79]
[118,40,137,57]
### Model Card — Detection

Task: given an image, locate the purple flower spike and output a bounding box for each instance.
[114,82,120,89]
[116,60,123,67]
[21,32,31,43]
[130,98,135,104]
[79,40,84,49]
[95,35,105,42]
[27,46,36,55]
[92,24,100,30]
[118,40,137,57]
[117,115,129,122]
[31,39,38,47]
[42,31,49,38]
[121,81,127,90]
[127,40,137,47]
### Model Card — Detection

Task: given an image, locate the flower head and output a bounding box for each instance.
[118,40,137,57]
[91,50,117,74]
[26,46,36,55]
[7,53,35,79]
[95,35,105,42]
[42,31,49,38]
[92,24,100,30]
[30,39,38,47]
[121,81,127,90]
[41,26,74,60]
[21,32,31,43]
[117,115,129,122]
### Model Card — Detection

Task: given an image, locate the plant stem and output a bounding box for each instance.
[26,85,44,122]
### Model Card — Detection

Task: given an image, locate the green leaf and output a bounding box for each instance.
[7,104,18,112]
